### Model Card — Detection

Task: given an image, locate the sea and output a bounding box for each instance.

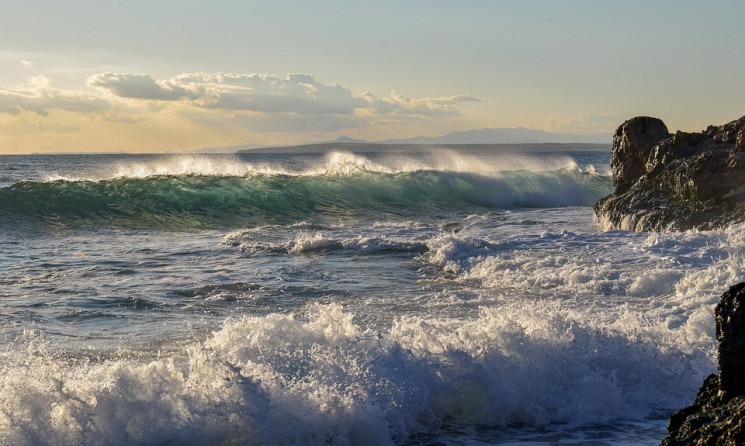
[0,148,734,445]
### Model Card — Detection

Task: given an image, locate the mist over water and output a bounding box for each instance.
[0,149,733,445]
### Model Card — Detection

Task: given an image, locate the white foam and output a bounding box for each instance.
[298,150,586,178]
[224,229,428,256]
[402,149,582,176]
[319,152,393,176]
[41,154,287,182]
[286,231,344,255]
[0,301,713,445]
[420,234,504,273]
[108,154,285,178]
[415,221,745,364]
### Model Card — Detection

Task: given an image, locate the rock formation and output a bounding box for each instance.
[594,116,745,231]
[661,283,745,445]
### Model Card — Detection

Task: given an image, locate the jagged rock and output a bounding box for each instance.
[595,116,745,231]
[611,116,671,193]
[716,283,745,400]
[661,283,745,445]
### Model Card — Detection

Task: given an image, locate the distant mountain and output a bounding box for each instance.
[205,127,611,153]
[332,135,368,144]
[237,142,611,154]
[376,127,610,145]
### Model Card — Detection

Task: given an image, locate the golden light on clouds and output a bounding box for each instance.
[0,72,489,153]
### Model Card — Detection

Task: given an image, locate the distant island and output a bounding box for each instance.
[236,142,611,154]
[197,126,611,154]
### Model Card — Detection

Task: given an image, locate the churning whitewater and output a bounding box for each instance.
[0,149,735,445]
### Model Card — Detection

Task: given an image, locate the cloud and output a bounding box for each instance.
[0,72,477,124]
[87,72,480,117]
[88,72,367,115]
[358,91,481,116]
[432,94,483,104]
[87,73,194,101]
[0,72,481,150]
[0,76,111,116]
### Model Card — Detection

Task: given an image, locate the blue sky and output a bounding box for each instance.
[1,0,744,153]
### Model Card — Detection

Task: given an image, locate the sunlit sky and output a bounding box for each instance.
[1,0,744,153]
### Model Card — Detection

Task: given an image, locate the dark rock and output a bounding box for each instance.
[611,116,670,193]
[661,283,745,445]
[595,116,745,231]
[716,283,745,400]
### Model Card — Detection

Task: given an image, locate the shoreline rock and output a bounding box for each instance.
[594,116,745,231]
[661,283,745,445]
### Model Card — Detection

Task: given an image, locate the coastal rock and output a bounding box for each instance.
[594,116,745,231]
[661,283,745,445]
[610,116,671,193]
[716,282,745,400]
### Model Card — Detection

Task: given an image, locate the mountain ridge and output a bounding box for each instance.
[236,142,611,154]
[375,127,609,145]
[198,127,611,153]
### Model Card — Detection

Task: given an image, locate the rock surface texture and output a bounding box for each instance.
[594,116,745,231]
[661,283,745,445]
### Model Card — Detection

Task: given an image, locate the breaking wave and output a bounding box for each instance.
[0,300,710,446]
[0,159,611,230]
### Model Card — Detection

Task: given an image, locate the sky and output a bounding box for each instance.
[0,0,744,153]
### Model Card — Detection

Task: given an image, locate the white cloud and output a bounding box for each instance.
[0,73,480,124]
[0,76,111,116]
[88,72,366,115]
[0,72,480,148]
[87,73,194,101]
[87,72,479,117]
[359,91,481,116]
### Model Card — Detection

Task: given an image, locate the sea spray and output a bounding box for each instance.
[0,301,715,445]
[0,165,612,231]
[7,150,729,445]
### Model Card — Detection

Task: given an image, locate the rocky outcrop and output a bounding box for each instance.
[661,283,745,445]
[594,116,745,231]
[610,116,671,194]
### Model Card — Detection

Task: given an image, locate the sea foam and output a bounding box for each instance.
[0,299,713,446]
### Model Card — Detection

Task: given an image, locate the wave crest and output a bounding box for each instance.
[0,154,613,230]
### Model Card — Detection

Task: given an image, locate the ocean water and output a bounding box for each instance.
[0,149,733,445]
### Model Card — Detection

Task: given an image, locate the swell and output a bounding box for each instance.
[0,169,612,230]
